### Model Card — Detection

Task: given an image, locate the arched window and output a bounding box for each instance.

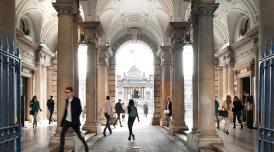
[20,18,30,36]
[239,17,250,36]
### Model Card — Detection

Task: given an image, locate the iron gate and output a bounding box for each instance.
[0,34,21,152]
[258,39,274,152]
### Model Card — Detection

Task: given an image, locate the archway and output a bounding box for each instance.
[109,33,162,125]
[115,40,154,125]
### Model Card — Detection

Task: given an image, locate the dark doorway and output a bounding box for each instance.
[242,77,250,95]
[21,77,28,126]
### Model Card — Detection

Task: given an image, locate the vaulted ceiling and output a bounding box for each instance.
[15,0,259,52]
[80,0,191,46]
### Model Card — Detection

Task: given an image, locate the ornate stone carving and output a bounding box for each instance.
[79,22,104,45]
[53,2,75,16]
[98,46,109,65]
[223,52,234,66]
[197,3,219,16]
[160,46,172,66]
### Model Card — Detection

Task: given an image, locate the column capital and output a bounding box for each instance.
[53,1,78,16]
[197,3,219,16]
[160,46,172,66]
[98,46,110,65]
[79,21,104,45]
[166,22,190,44]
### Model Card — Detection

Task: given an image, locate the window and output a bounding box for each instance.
[20,18,30,36]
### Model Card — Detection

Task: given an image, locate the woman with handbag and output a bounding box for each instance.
[222,95,232,134]
[30,96,42,128]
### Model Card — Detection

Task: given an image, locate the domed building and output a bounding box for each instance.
[116,65,154,103]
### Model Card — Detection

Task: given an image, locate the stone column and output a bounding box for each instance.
[97,46,110,124]
[192,13,199,133]
[253,48,259,128]
[81,22,103,133]
[196,2,222,149]
[73,15,81,97]
[166,22,190,133]
[160,46,172,126]
[152,57,161,125]
[259,0,274,58]
[227,66,234,96]
[0,0,15,39]
[223,67,228,100]
[50,1,77,146]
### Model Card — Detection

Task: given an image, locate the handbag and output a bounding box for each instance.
[29,110,34,115]
[219,110,228,117]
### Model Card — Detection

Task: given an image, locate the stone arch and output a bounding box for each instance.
[108,33,161,125]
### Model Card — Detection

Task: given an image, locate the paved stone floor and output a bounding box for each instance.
[21,113,258,152]
[90,115,188,152]
[21,120,56,152]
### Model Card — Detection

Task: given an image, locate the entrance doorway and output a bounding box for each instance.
[115,41,154,126]
[241,77,250,96]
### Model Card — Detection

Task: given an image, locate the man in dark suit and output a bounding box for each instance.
[166,96,172,126]
[47,96,55,124]
[60,87,88,152]
[113,99,124,127]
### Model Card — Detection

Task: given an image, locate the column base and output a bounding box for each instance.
[152,116,160,125]
[169,123,189,134]
[82,121,99,134]
[253,121,258,128]
[186,131,223,151]
[49,127,75,150]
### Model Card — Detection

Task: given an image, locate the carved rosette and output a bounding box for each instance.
[197,3,219,16]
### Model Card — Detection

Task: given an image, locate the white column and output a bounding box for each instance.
[81,22,103,133]
[97,46,110,124]
[196,2,223,149]
[160,46,172,126]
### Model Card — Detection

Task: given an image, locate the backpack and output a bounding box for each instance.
[129,106,138,118]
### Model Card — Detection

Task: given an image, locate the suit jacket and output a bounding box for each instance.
[167,101,172,117]
[61,96,82,129]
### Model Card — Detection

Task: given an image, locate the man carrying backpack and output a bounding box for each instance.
[113,99,124,127]
[127,99,140,141]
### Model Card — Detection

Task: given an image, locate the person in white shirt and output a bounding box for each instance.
[60,87,88,152]
[99,96,113,136]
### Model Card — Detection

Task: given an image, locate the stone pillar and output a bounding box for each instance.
[166,22,190,133]
[223,67,228,100]
[196,2,222,149]
[152,57,161,125]
[192,14,199,133]
[73,15,81,97]
[227,66,234,96]
[97,46,110,124]
[81,22,103,133]
[217,67,223,103]
[0,0,15,39]
[50,1,78,146]
[253,48,259,128]
[259,0,274,58]
[160,46,172,126]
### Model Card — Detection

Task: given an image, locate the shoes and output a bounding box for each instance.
[120,125,123,127]
[110,131,112,135]
[128,137,131,141]
[226,130,229,135]
[217,126,220,129]
[132,134,135,140]
[241,125,243,129]
[233,126,236,129]
[103,132,106,137]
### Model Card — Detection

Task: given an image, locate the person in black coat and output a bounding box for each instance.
[113,99,124,127]
[166,96,172,126]
[232,96,243,129]
[60,87,88,152]
[47,96,55,124]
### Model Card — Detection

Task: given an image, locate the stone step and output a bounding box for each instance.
[210,143,225,152]
[199,147,217,152]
